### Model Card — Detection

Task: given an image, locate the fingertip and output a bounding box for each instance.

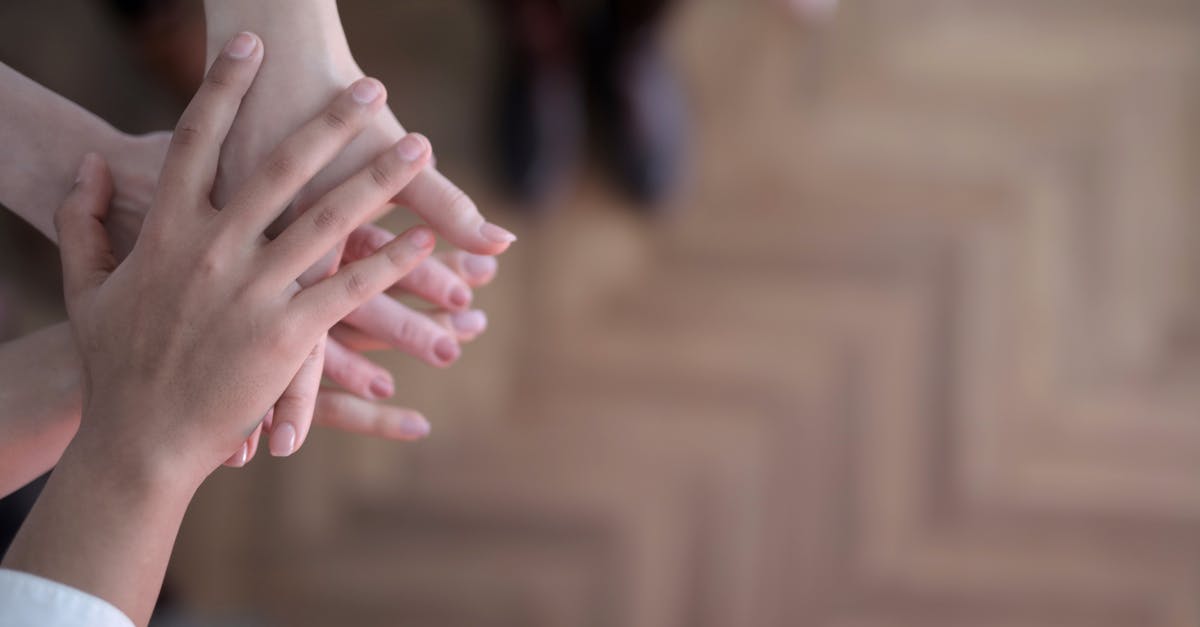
[406,225,435,249]
[268,422,297,457]
[350,77,386,105]
[223,31,260,59]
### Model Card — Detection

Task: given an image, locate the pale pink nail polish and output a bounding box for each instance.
[433,337,461,364]
[351,79,382,104]
[232,442,249,467]
[269,423,296,457]
[451,310,487,335]
[479,223,517,244]
[225,32,257,59]
[463,255,497,279]
[408,228,434,248]
[369,376,394,399]
[395,133,428,161]
[448,286,471,309]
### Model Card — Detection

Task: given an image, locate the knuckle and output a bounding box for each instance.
[343,270,374,300]
[368,160,395,190]
[321,108,350,131]
[264,153,296,183]
[310,204,345,232]
[388,317,426,348]
[171,124,203,148]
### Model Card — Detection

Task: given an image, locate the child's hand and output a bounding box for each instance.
[55,32,436,483]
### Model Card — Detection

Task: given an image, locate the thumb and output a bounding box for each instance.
[54,153,117,308]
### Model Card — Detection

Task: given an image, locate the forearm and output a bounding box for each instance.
[0,64,131,242]
[0,323,82,498]
[204,0,354,73]
[2,432,198,627]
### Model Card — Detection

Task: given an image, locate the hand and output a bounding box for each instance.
[56,33,436,481]
[97,138,497,464]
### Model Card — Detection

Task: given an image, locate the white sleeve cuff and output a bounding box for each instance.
[0,568,134,627]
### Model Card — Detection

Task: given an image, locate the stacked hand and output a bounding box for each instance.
[1,25,515,627]
[58,32,468,478]
[83,32,512,466]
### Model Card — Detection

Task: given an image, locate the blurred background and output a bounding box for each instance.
[4,0,1200,625]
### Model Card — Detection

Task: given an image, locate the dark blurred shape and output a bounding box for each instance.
[100,0,205,103]
[490,0,686,211]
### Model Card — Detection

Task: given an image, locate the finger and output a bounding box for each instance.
[155,32,263,208]
[261,134,431,288]
[341,293,461,368]
[346,224,472,310]
[291,226,435,335]
[395,166,517,255]
[313,388,431,441]
[430,309,489,343]
[436,250,499,288]
[55,154,116,311]
[245,422,263,464]
[268,335,326,457]
[223,415,265,468]
[330,322,389,352]
[216,78,388,241]
[324,336,395,400]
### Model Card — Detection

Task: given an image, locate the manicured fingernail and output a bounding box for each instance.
[225,32,257,59]
[451,310,487,335]
[369,375,394,399]
[269,422,296,457]
[463,254,497,280]
[479,222,517,244]
[408,228,434,248]
[351,78,383,104]
[433,336,461,364]
[385,414,431,439]
[404,415,432,438]
[448,285,471,309]
[232,441,249,467]
[395,133,428,161]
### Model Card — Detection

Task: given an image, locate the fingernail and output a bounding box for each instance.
[433,337,461,364]
[395,133,428,162]
[74,153,96,186]
[225,32,257,59]
[448,285,471,309]
[232,442,249,467]
[408,227,434,248]
[385,414,431,439]
[479,222,517,244]
[351,78,383,104]
[463,254,497,280]
[403,415,432,438]
[369,375,394,399]
[269,422,297,457]
[451,310,487,335]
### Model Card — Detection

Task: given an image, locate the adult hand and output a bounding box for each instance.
[56,32,435,480]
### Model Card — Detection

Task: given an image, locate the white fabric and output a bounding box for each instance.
[0,568,133,627]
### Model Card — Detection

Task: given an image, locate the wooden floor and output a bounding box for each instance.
[4,1,1200,626]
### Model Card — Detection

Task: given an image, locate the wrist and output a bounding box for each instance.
[66,408,205,501]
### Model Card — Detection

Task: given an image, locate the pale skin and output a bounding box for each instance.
[3,33,456,626]
[202,0,517,461]
[0,36,506,460]
[0,63,498,469]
